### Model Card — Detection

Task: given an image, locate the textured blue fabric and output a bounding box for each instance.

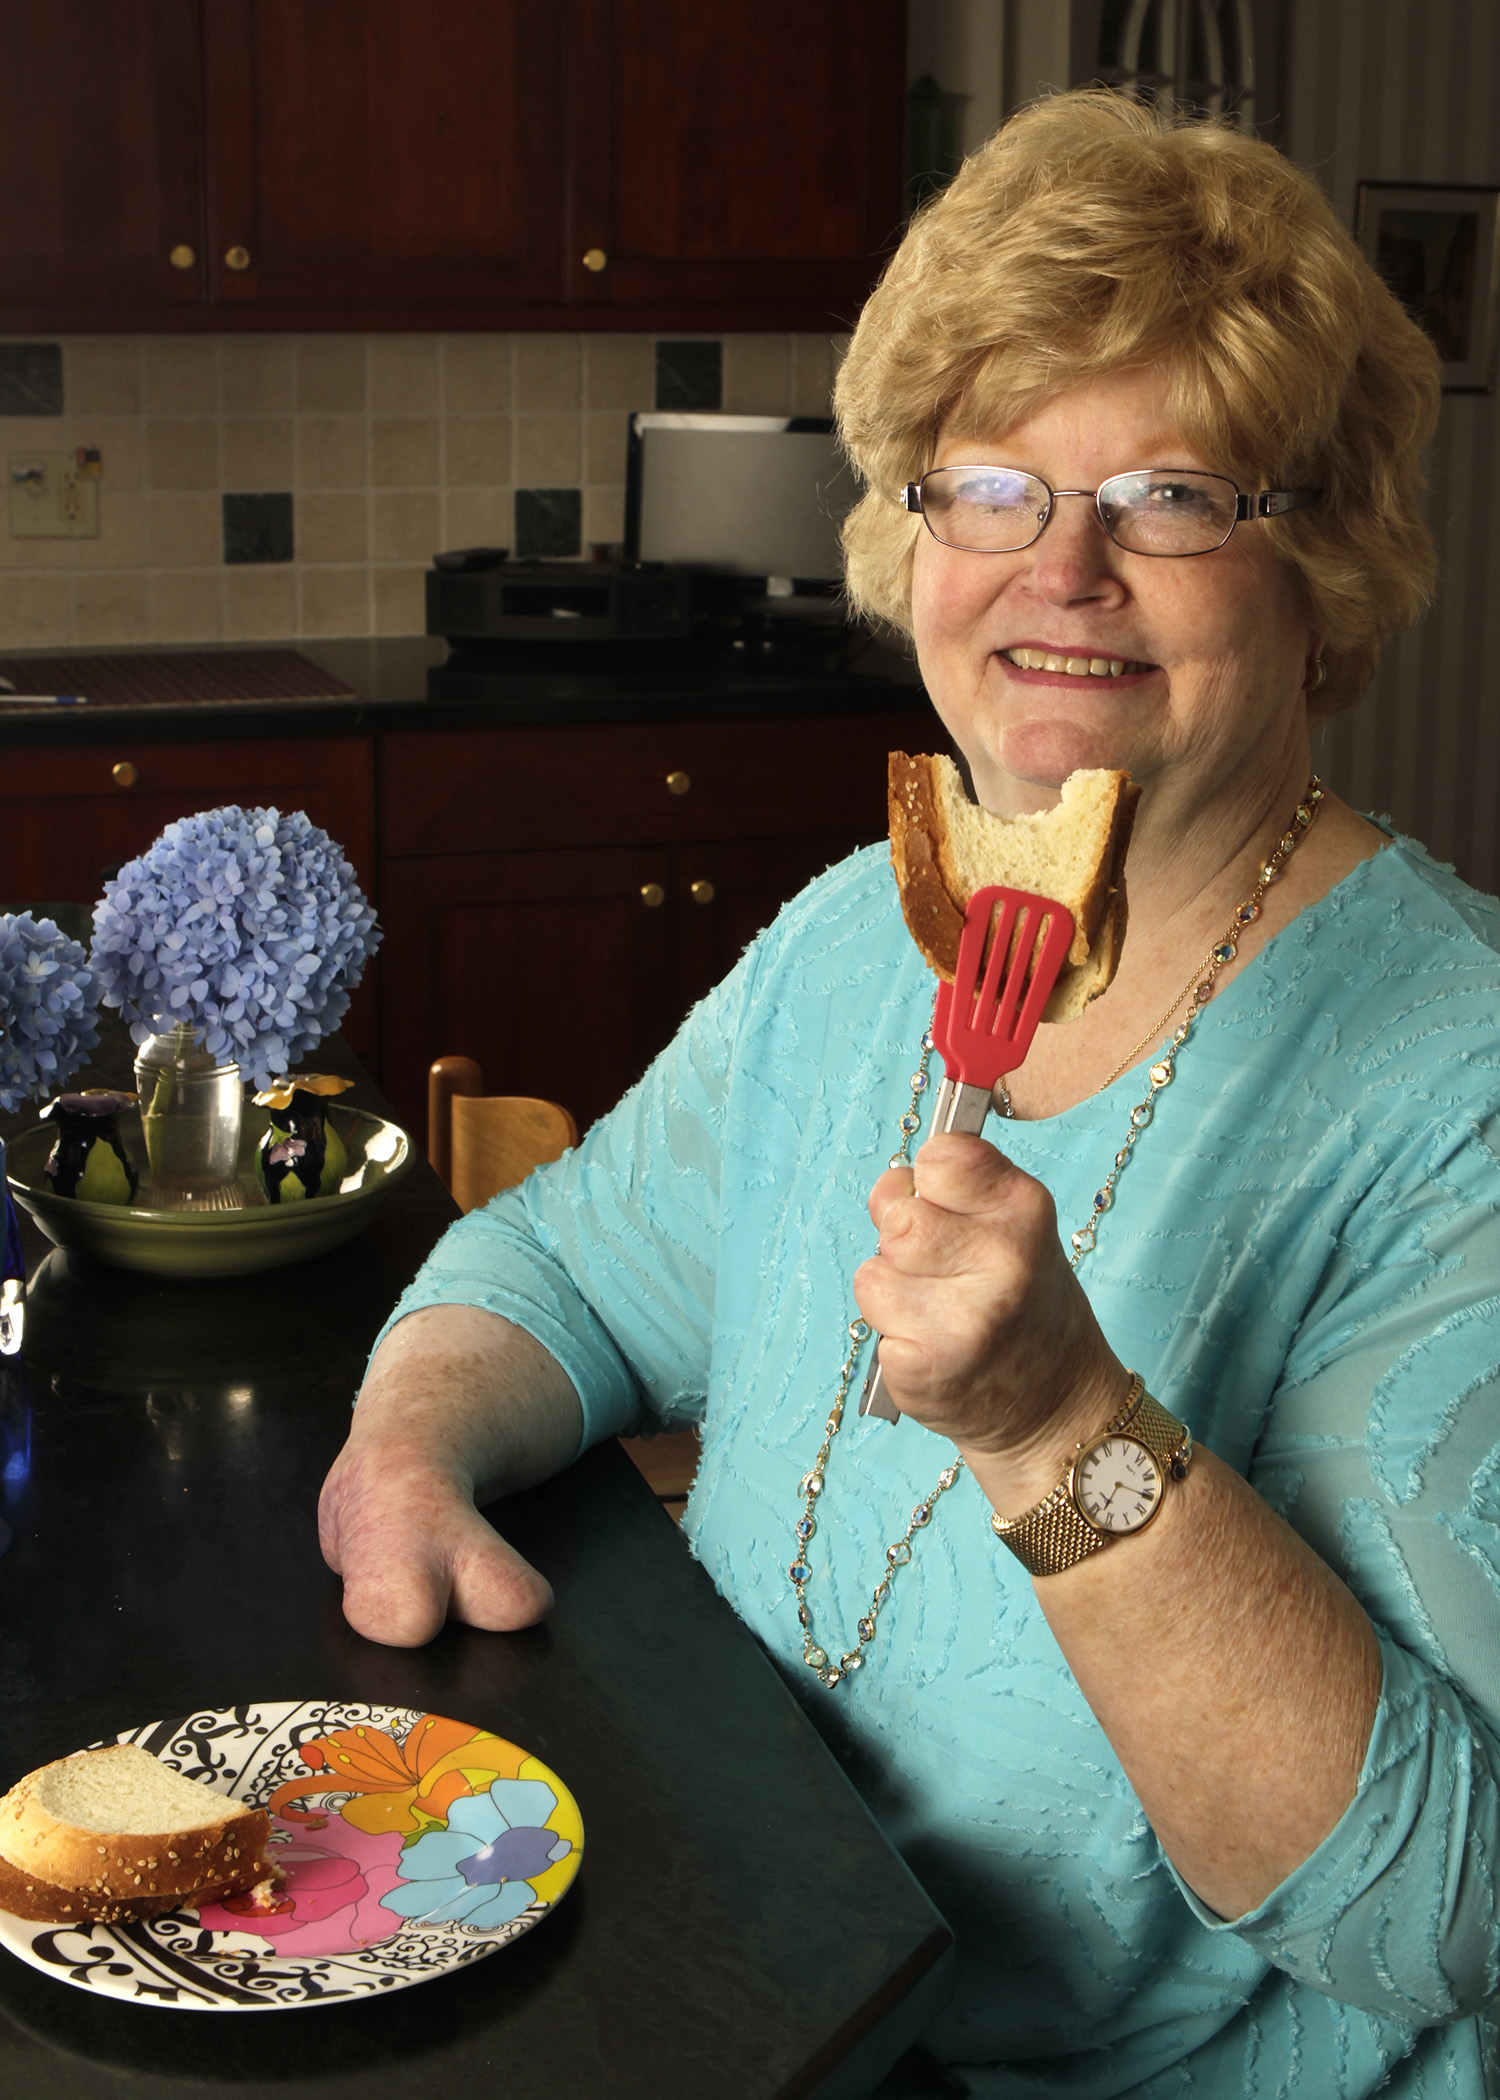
[380,834,1500,2096]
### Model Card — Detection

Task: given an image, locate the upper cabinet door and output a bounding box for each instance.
[567,0,906,326]
[0,0,906,331]
[202,0,567,319]
[0,0,206,323]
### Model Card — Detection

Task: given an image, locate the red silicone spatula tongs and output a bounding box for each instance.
[860,884,1076,1422]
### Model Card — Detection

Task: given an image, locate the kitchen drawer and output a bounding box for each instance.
[0,737,375,893]
[0,736,368,809]
[379,712,922,857]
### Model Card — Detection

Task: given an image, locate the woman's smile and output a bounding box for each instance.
[996,646,1159,684]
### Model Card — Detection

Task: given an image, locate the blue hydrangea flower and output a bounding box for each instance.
[380,1779,574,1934]
[0,913,102,1112]
[90,806,381,1091]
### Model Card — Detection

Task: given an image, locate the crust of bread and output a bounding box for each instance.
[888,752,1138,1022]
[0,1847,265,1926]
[888,753,969,984]
[0,1745,274,1922]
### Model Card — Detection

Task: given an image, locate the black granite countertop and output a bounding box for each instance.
[0,1016,954,2097]
[0,636,927,751]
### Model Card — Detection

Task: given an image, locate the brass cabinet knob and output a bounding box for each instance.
[639,882,666,909]
[111,760,138,788]
[665,770,691,796]
[581,246,608,273]
[690,879,716,906]
[225,245,252,271]
[168,244,196,270]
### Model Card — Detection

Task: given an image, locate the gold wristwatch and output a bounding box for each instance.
[989,1374,1193,1578]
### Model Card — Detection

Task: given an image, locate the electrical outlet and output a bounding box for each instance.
[9,451,101,538]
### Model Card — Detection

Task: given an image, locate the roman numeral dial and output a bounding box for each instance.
[1073,1435,1168,1536]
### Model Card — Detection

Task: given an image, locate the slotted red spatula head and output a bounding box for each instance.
[932,886,1076,1090]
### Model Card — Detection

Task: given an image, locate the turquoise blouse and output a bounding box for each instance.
[379,834,1500,2096]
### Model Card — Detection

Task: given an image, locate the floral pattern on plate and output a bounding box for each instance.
[0,1700,584,2011]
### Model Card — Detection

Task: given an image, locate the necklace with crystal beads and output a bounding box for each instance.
[789,1020,968,1689]
[787,776,1325,1691]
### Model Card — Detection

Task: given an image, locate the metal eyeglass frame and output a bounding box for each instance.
[901,468,1322,557]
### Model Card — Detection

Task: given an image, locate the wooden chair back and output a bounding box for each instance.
[428,1055,578,1214]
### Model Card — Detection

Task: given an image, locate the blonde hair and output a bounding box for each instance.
[836,90,1441,716]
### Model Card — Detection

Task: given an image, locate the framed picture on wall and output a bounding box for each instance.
[1356,181,1500,392]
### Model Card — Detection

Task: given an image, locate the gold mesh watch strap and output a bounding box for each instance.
[991,1472,1112,1577]
[990,1379,1192,1579]
[1127,1393,1195,1477]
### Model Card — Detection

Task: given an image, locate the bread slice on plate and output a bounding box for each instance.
[0,1741,277,1925]
[889,752,1139,1022]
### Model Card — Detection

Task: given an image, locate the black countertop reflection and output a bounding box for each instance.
[0,1030,951,2097]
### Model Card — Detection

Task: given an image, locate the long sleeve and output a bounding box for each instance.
[1165,1092,1500,2024]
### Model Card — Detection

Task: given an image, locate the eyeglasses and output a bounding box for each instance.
[903,467,1321,558]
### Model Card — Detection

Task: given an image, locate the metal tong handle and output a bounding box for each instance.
[858,1074,994,1421]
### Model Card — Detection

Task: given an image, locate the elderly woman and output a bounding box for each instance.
[321,93,1500,2096]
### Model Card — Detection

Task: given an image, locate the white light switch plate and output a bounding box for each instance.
[9,452,100,538]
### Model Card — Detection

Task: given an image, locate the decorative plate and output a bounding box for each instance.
[0,1701,584,2011]
[4,1106,411,1277]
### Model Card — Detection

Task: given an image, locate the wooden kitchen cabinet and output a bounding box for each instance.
[0,0,903,331]
[668,834,854,1015]
[0,0,206,322]
[0,733,380,1059]
[202,0,568,317]
[565,0,907,322]
[377,842,677,1144]
[377,707,921,1140]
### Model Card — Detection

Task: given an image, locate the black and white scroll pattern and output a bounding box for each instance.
[0,1700,582,2011]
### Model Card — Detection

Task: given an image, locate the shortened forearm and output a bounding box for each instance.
[351,1303,584,1501]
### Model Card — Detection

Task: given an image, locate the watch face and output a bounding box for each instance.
[1074,1436,1165,1535]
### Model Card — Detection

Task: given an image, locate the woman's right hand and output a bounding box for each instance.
[318,1438,553,1647]
[317,1303,583,1648]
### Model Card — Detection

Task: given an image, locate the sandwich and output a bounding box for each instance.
[0,1742,279,1925]
[889,752,1139,1020]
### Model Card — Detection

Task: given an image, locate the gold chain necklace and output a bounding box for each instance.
[788,777,1326,1690]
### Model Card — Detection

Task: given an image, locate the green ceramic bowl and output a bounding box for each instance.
[5,1104,412,1278]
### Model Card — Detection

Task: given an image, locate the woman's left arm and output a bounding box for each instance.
[857,1128,1500,2015]
[1011,1442,1381,1922]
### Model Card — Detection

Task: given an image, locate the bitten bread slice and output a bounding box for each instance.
[889,753,1139,1022]
[0,1741,276,1925]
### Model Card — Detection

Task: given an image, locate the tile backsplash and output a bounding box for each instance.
[0,332,845,650]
